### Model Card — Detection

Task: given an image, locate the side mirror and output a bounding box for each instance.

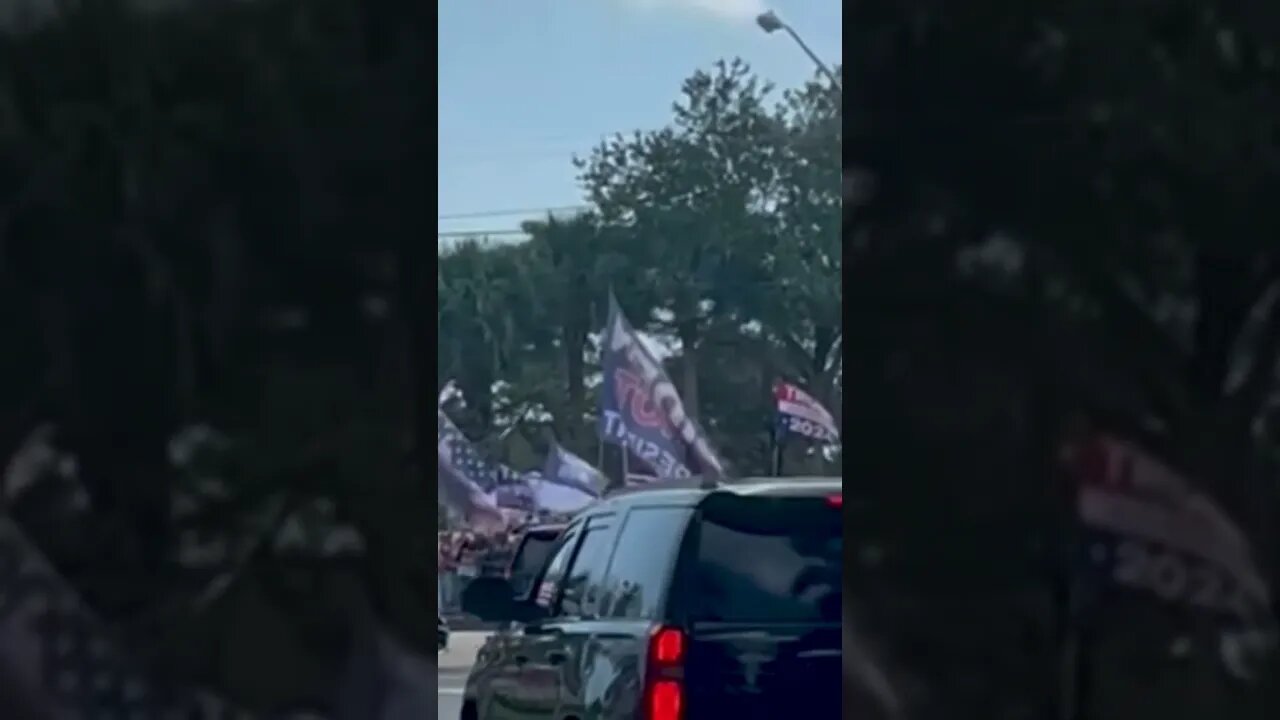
[461,577,522,622]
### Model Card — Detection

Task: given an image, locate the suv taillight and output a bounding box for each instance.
[645,626,686,720]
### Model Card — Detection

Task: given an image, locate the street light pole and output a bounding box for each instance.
[756,10,841,91]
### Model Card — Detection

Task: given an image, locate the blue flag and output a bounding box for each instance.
[493,476,539,512]
[542,443,607,497]
[597,294,725,479]
[774,380,841,444]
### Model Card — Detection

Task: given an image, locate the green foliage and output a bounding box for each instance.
[0,0,433,707]
[436,59,844,478]
[844,2,1280,717]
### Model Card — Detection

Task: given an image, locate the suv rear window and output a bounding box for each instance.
[688,494,842,623]
[509,528,562,597]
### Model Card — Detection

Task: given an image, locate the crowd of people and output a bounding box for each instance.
[437,528,516,614]
[437,511,577,615]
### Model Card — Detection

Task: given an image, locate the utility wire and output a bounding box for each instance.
[439,129,661,155]
[437,229,529,238]
[437,205,590,221]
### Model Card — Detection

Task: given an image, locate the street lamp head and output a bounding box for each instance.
[755,8,841,91]
[756,10,785,34]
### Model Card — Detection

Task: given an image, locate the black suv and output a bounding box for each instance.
[505,522,569,599]
[458,477,843,720]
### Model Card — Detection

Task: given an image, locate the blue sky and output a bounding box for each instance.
[438,0,841,242]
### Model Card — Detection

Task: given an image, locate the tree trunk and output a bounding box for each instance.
[1191,252,1254,407]
[810,325,841,412]
[677,320,701,419]
[562,318,588,450]
[205,208,242,379]
[173,293,197,420]
[812,326,837,382]
[37,290,75,403]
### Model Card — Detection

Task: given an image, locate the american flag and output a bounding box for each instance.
[542,443,606,498]
[437,409,517,494]
[0,517,305,719]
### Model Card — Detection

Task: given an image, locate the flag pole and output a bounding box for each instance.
[596,439,605,479]
[1058,439,1095,720]
[768,409,784,477]
[769,380,781,477]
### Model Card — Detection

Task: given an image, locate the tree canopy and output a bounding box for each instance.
[440,58,844,479]
[846,1,1280,717]
[1,0,434,710]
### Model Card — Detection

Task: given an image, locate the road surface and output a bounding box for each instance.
[439,632,487,719]
[439,669,467,718]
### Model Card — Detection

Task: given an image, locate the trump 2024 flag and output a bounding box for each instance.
[774,380,841,444]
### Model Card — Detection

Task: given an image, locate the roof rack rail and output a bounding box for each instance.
[602,476,714,498]
[601,474,844,497]
[602,475,841,499]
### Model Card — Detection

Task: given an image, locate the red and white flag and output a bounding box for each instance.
[774,381,841,444]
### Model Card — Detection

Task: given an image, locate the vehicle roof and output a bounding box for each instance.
[518,523,568,536]
[596,476,842,512]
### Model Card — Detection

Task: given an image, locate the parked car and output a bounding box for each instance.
[458,477,844,719]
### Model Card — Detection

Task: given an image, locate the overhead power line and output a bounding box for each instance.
[437,205,590,221]
[437,229,529,238]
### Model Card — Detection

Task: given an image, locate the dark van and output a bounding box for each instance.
[458,477,843,720]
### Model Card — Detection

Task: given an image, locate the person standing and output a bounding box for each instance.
[454,532,480,607]
[437,532,457,614]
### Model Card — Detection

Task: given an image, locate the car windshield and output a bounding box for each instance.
[688,495,843,623]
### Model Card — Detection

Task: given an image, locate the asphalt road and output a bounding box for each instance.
[438,669,467,719]
[439,632,487,720]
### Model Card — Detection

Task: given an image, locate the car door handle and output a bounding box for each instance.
[546,651,568,666]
